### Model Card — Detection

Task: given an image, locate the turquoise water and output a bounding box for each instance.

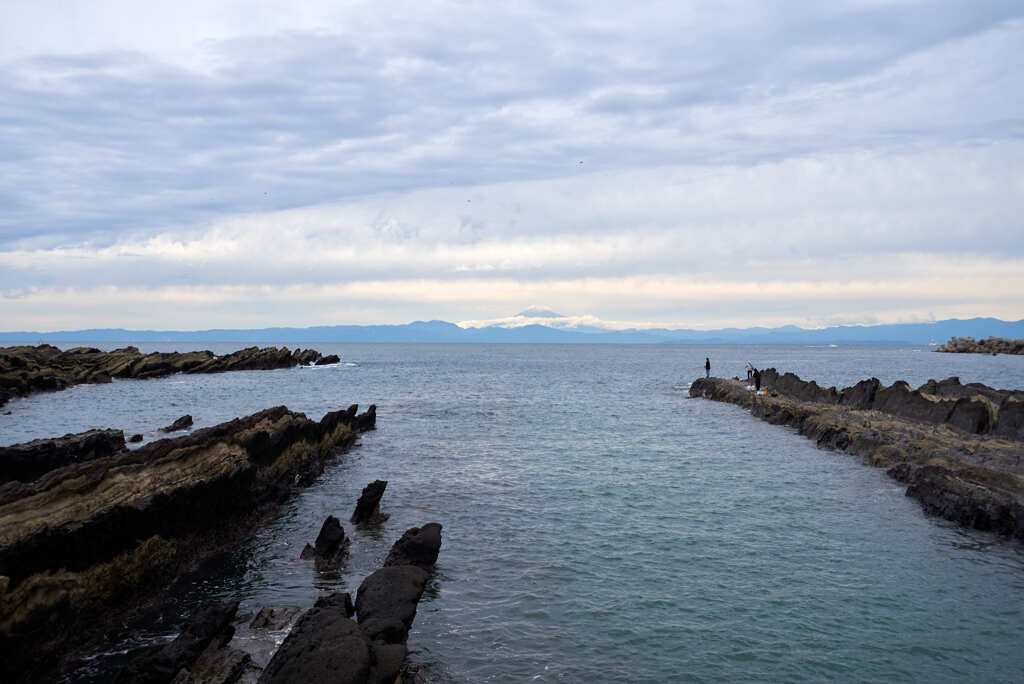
[3,344,1024,682]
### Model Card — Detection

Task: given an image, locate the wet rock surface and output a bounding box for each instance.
[114,600,241,684]
[0,344,332,407]
[162,414,195,433]
[351,479,388,524]
[259,524,442,684]
[0,402,376,682]
[691,374,1024,541]
[383,523,443,569]
[299,515,349,570]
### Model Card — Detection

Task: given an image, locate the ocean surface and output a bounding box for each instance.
[3,343,1024,683]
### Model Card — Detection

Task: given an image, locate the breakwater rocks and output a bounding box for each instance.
[935,336,1024,355]
[0,403,376,682]
[0,344,338,407]
[690,373,1024,541]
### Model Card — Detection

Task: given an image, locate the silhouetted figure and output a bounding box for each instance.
[705,357,711,378]
[754,368,762,392]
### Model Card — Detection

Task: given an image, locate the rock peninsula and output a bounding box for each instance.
[934,336,1024,354]
[0,403,376,682]
[0,344,336,407]
[690,372,1024,540]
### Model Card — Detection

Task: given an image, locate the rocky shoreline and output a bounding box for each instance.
[934,336,1024,355]
[690,372,1024,541]
[0,344,340,407]
[0,403,377,682]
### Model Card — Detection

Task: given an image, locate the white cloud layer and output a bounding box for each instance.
[1,1,1022,330]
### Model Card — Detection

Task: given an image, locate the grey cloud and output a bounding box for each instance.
[1,1,1022,256]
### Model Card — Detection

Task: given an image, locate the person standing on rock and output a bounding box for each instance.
[754,368,762,392]
[705,357,711,378]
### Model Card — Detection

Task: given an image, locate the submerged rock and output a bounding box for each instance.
[300,515,349,569]
[161,414,194,433]
[114,600,240,684]
[249,606,302,631]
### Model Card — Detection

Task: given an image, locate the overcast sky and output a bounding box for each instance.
[1,0,1022,331]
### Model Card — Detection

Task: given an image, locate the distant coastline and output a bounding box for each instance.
[1,317,1022,345]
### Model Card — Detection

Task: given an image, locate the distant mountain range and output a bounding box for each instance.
[1,317,1022,345]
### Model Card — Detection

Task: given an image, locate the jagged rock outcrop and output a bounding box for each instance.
[935,336,1024,355]
[291,348,322,365]
[752,369,1024,437]
[0,344,328,407]
[690,375,1024,541]
[161,414,194,433]
[114,600,241,684]
[300,515,349,570]
[351,480,388,524]
[0,403,376,683]
[259,524,442,684]
[257,593,370,684]
[316,354,341,366]
[0,429,127,483]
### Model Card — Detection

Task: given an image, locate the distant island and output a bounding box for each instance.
[935,336,1024,355]
[1,317,1022,345]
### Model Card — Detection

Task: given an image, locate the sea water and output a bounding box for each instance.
[2,344,1023,683]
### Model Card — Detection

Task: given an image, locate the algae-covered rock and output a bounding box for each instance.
[0,403,377,682]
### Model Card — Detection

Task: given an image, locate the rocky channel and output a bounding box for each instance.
[0,403,376,682]
[690,372,1024,541]
[0,344,337,407]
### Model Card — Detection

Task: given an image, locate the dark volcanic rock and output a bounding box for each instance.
[300,515,349,569]
[291,348,322,365]
[249,606,303,631]
[355,565,430,645]
[0,429,127,483]
[947,395,998,434]
[383,523,443,569]
[114,600,239,684]
[996,397,1024,440]
[258,593,370,684]
[838,378,880,410]
[315,354,341,366]
[935,336,1024,355]
[690,375,1024,542]
[161,414,194,433]
[128,433,144,443]
[872,381,954,425]
[351,480,388,524]
[888,463,1024,538]
[0,344,335,407]
[0,404,376,683]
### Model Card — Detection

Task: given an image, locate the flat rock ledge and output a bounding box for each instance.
[0,344,335,407]
[690,374,1024,541]
[0,402,376,682]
